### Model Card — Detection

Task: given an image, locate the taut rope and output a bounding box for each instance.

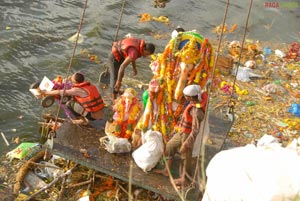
[190,0,254,193]
[230,0,254,94]
[102,0,127,76]
[190,0,231,191]
[47,0,88,141]
[114,0,127,42]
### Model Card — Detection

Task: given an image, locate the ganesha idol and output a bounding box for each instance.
[112,88,143,139]
[142,31,213,137]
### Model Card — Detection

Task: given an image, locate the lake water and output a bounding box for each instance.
[0,0,299,155]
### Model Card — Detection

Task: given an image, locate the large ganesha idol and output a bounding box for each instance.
[112,88,143,139]
[142,31,214,141]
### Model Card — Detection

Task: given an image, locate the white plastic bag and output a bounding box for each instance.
[34,161,63,179]
[99,135,131,154]
[233,66,252,82]
[132,130,164,172]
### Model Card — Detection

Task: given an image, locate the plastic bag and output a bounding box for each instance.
[6,142,41,161]
[233,66,252,82]
[22,171,47,194]
[99,135,131,154]
[34,161,63,179]
[132,130,164,172]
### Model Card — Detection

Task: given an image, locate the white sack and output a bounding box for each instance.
[100,135,131,154]
[132,130,164,172]
[202,139,300,201]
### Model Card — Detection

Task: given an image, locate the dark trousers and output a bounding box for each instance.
[165,132,193,177]
[108,53,124,96]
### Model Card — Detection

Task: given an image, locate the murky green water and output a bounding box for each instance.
[0,0,299,155]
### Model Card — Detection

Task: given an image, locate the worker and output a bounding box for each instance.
[109,37,155,100]
[154,84,208,188]
[40,72,105,123]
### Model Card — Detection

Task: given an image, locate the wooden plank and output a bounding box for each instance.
[52,121,199,200]
[51,77,234,200]
[52,108,233,200]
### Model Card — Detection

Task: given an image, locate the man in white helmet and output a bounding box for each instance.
[155,84,207,187]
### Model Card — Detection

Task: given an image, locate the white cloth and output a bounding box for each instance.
[202,136,300,201]
[192,118,210,157]
[183,84,202,101]
[183,84,201,96]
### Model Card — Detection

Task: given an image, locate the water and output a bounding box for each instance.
[0,0,299,155]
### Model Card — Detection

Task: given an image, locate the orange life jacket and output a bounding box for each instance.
[178,104,194,134]
[112,38,145,62]
[178,101,206,134]
[73,82,105,112]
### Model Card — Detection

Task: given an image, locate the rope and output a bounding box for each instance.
[229,0,253,102]
[189,0,254,192]
[103,0,127,75]
[190,0,231,189]
[114,0,127,42]
[50,0,127,138]
[46,0,88,140]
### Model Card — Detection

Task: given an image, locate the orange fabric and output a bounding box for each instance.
[200,91,208,112]
[73,82,104,112]
[178,97,207,134]
[178,104,194,134]
[112,38,145,62]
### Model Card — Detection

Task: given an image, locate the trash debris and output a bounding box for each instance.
[68,32,84,44]
[275,49,286,58]
[262,83,282,94]
[22,171,47,194]
[244,60,256,68]
[288,103,300,117]
[1,132,10,146]
[34,161,63,180]
[6,142,41,161]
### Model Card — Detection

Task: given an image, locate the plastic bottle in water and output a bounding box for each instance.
[263,47,272,60]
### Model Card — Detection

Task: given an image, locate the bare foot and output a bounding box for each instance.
[72,119,88,125]
[153,169,169,177]
[174,178,188,187]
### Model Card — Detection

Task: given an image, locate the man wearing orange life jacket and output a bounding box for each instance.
[109,37,155,100]
[155,84,208,188]
[41,72,105,122]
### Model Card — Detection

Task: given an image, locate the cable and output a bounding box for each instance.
[191,0,231,191]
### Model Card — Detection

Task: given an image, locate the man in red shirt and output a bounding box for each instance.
[109,37,155,100]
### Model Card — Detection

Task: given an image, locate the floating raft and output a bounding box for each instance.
[52,106,234,201]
